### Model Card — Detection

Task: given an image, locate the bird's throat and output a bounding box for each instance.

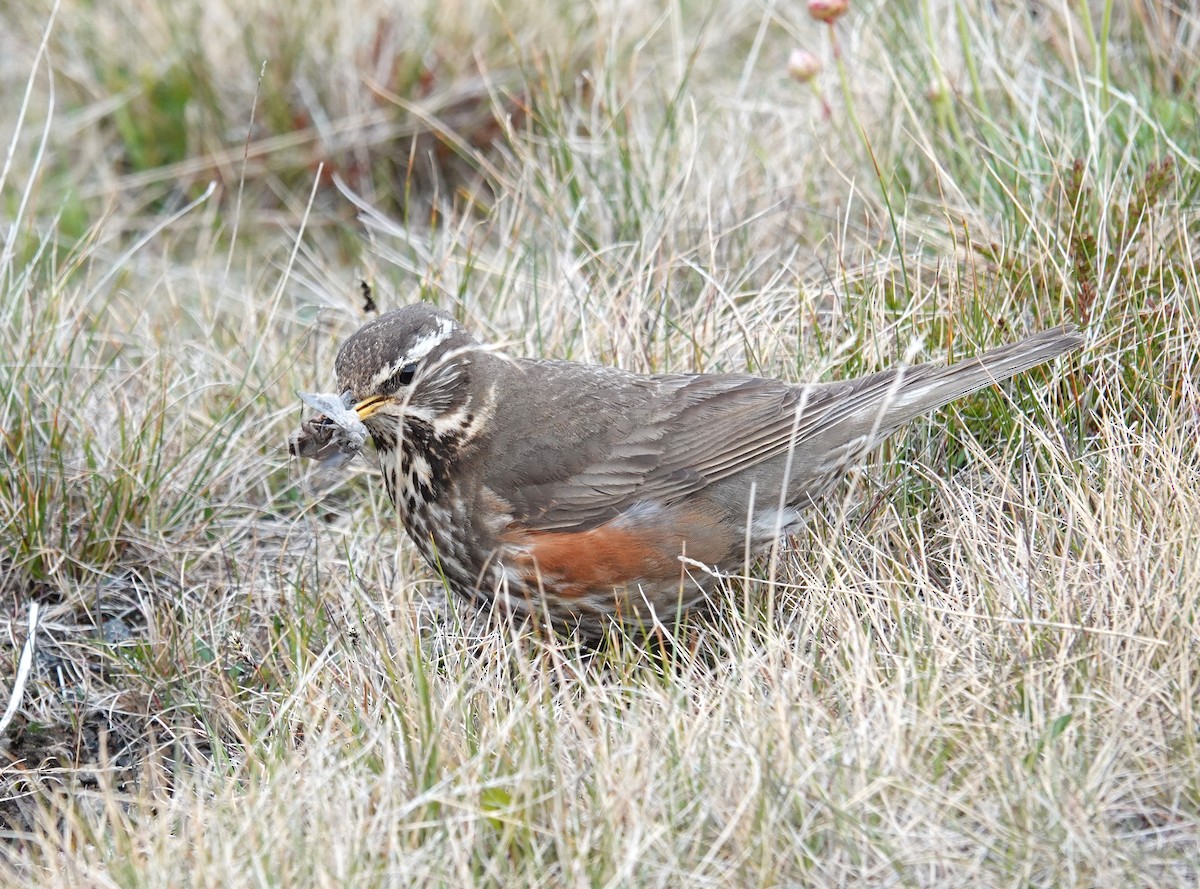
[376,416,463,520]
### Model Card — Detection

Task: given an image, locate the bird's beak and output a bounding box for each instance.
[354,395,389,420]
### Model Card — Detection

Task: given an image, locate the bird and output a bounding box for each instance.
[295,303,1083,638]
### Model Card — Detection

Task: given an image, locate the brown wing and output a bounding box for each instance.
[486,326,1081,533]
[486,359,851,532]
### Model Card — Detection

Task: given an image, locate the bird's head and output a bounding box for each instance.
[334,304,495,451]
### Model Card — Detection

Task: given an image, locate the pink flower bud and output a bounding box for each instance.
[808,0,849,24]
[787,48,822,83]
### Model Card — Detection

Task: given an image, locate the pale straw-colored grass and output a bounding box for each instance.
[1,0,1197,885]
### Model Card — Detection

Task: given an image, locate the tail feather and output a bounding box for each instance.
[779,324,1084,505]
[880,324,1085,428]
[800,325,1085,462]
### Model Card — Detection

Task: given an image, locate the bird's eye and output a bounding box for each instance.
[379,362,418,395]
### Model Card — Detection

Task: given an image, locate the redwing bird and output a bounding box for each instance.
[293,304,1082,637]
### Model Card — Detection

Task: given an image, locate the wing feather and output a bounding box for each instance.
[488,326,1080,533]
[490,363,843,531]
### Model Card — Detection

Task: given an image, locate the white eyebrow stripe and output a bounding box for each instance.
[366,317,455,389]
[405,317,455,362]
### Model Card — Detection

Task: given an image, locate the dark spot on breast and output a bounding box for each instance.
[392,417,466,510]
[371,429,397,450]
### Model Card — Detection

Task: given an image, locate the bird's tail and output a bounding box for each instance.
[878,324,1084,427]
[801,325,1084,460]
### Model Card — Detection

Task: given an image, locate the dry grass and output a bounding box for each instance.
[1,0,1198,885]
